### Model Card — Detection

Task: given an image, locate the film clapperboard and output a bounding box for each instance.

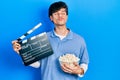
[17,23,53,66]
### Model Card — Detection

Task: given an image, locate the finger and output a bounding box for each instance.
[63,63,73,70]
[12,42,21,49]
[61,65,73,73]
[73,62,79,66]
[13,44,21,49]
[62,64,74,72]
[12,40,18,44]
[14,45,21,50]
[13,42,21,53]
[14,46,21,49]
[62,68,72,73]
[61,64,70,71]
[13,42,21,47]
[14,47,20,54]
[14,46,20,51]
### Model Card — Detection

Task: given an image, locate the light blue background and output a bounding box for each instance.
[0,0,120,80]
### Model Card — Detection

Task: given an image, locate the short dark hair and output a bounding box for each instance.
[48,1,68,17]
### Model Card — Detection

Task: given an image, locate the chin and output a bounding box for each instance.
[56,23,65,26]
[58,24,65,26]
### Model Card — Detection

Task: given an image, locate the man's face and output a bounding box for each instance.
[50,8,68,26]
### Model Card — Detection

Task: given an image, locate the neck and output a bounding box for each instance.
[54,25,69,36]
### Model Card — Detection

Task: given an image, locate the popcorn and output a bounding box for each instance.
[59,54,80,67]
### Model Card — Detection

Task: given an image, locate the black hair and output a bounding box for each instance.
[48,1,68,17]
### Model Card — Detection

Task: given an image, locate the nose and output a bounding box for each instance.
[58,13,62,17]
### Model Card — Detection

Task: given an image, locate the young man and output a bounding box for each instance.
[12,1,89,80]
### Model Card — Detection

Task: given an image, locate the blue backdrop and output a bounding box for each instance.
[0,0,120,80]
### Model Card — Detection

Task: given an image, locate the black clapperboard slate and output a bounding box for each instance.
[19,32,53,66]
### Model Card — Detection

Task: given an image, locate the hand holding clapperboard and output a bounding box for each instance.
[15,23,53,66]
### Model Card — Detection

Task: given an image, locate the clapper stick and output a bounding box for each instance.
[17,23,42,42]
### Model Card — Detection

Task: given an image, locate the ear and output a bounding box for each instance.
[50,16,53,21]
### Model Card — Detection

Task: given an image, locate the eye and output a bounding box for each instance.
[61,12,66,15]
[53,13,57,15]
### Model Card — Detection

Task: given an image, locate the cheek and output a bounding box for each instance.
[65,16,68,20]
[51,18,57,22]
[50,17,56,21]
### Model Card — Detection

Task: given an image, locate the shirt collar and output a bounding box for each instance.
[50,28,73,40]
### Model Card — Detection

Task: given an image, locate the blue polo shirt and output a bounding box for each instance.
[40,30,89,80]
